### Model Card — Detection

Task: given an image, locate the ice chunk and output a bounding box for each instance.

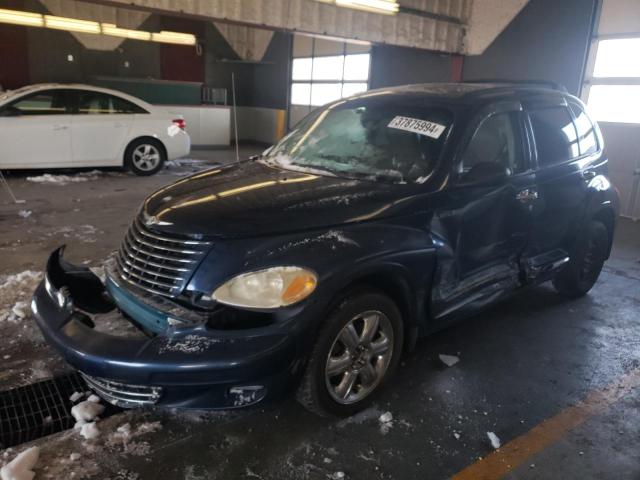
[69,453,80,461]
[18,210,31,219]
[71,400,104,424]
[87,394,101,403]
[379,412,393,424]
[379,411,394,434]
[80,422,100,440]
[69,392,84,402]
[0,446,39,480]
[438,354,460,367]
[487,431,501,449]
[453,432,460,440]
[328,472,345,480]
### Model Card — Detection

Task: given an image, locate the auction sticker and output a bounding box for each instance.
[387,116,446,139]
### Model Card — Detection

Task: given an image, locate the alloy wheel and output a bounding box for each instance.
[324,310,394,405]
[132,144,161,172]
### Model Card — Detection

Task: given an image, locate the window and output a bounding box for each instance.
[76,91,146,114]
[291,41,371,107]
[529,107,579,167]
[569,103,598,156]
[5,90,68,115]
[459,113,525,179]
[265,98,453,184]
[586,37,640,123]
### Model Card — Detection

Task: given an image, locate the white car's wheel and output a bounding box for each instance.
[125,139,166,176]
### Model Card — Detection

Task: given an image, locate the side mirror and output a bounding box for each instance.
[458,162,509,186]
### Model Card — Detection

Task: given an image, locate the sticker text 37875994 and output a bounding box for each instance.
[387,116,447,140]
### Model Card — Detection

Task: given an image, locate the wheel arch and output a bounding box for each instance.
[322,265,427,354]
[592,207,616,258]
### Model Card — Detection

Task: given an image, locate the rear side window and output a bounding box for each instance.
[529,107,579,167]
[5,90,68,116]
[76,91,147,114]
[569,103,599,156]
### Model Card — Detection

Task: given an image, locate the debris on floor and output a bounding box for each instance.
[0,446,39,480]
[378,411,394,434]
[439,354,460,367]
[487,431,501,450]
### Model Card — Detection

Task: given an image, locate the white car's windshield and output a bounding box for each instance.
[263,96,453,184]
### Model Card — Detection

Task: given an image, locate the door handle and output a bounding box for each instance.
[582,170,597,180]
[52,125,68,131]
[516,188,539,203]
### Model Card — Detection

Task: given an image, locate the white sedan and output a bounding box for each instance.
[0,84,191,175]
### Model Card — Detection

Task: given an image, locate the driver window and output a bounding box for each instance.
[458,112,525,182]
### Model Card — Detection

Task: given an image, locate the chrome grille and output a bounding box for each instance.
[115,216,211,297]
[81,373,162,408]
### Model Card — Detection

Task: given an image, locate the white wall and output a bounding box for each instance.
[165,105,231,147]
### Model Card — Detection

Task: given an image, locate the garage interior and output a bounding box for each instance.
[0,0,639,478]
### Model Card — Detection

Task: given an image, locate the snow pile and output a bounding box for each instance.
[79,422,100,440]
[439,354,460,367]
[487,431,501,449]
[26,170,125,185]
[0,271,41,323]
[0,446,39,480]
[378,411,394,435]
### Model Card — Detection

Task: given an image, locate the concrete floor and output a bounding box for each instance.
[0,147,639,479]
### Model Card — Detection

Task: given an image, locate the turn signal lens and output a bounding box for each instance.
[212,267,317,309]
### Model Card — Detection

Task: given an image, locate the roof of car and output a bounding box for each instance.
[0,83,154,110]
[351,82,573,105]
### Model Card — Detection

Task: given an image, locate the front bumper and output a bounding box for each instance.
[31,247,308,409]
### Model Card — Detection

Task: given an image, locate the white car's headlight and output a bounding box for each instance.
[212,267,317,309]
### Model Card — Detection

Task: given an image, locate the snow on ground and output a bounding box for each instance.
[0,270,41,324]
[0,411,164,480]
[45,225,100,244]
[439,354,460,367]
[487,431,501,449]
[0,446,39,480]
[26,170,127,185]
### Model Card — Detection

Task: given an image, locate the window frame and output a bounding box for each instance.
[526,105,582,170]
[0,89,73,117]
[452,101,531,185]
[290,38,371,108]
[567,100,601,158]
[71,90,148,115]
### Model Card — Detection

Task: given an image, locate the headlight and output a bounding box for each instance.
[212,267,317,309]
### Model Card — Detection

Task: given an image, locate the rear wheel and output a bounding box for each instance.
[296,289,403,417]
[553,220,608,298]
[125,138,166,176]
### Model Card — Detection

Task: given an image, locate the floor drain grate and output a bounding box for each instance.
[0,372,119,449]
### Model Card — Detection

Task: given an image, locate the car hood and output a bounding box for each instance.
[142,160,425,238]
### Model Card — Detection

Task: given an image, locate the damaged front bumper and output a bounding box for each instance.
[31,247,307,409]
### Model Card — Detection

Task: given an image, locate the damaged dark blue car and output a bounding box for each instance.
[32,82,619,416]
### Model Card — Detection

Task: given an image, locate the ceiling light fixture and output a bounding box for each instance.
[44,15,101,34]
[101,23,151,41]
[0,7,196,45]
[0,8,44,27]
[317,0,399,15]
[151,30,196,45]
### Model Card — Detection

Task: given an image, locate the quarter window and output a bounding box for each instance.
[569,103,599,156]
[459,112,526,179]
[7,90,68,115]
[76,91,146,114]
[529,107,579,167]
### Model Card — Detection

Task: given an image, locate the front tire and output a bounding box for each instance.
[553,220,608,298]
[296,289,404,417]
[125,138,166,176]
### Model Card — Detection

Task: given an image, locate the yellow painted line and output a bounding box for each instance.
[452,367,640,480]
